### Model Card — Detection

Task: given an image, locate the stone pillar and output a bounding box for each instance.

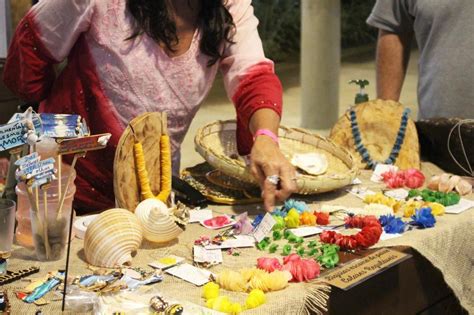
[0,0,12,59]
[301,0,340,129]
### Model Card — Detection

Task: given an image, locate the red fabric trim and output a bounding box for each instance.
[40,35,123,213]
[232,64,283,155]
[3,12,57,102]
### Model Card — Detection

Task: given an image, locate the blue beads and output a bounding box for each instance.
[350,107,410,168]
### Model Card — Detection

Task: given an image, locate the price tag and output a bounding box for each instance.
[252,213,276,242]
[165,263,213,286]
[193,246,223,264]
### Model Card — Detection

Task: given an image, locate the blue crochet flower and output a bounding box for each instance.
[411,207,436,228]
[271,207,288,217]
[379,215,406,234]
[284,199,308,214]
[252,214,265,228]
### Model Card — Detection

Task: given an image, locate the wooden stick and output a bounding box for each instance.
[61,182,76,312]
[42,188,51,259]
[58,155,62,203]
[56,154,79,220]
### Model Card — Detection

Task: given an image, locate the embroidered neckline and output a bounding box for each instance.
[350,108,410,169]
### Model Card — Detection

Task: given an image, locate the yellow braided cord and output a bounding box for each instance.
[157,135,172,202]
[133,142,155,200]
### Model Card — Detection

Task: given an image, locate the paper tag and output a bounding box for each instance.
[322,248,410,290]
[205,235,256,250]
[352,178,362,185]
[0,121,36,151]
[347,187,376,200]
[289,226,324,237]
[148,255,185,270]
[370,164,398,183]
[193,246,223,264]
[189,209,213,223]
[165,263,213,286]
[445,198,474,214]
[200,215,235,230]
[252,213,276,242]
[57,133,111,155]
[380,231,403,241]
[384,188,409,200]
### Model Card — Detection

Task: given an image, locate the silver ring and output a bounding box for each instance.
[266,175,280,185]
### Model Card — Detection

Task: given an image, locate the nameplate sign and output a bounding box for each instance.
[0,119,41,152]
[322,248,410,290]
[57,133,111,155]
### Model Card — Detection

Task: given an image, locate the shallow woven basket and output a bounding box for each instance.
[195,120,359,194]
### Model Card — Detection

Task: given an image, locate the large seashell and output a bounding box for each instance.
[84,208,143,268]
[455,179,472,196]
[291,153,328,175]
[437,174,452,193]
[427,175,440,191]
[135,198,184,243]
[446,175,461,192]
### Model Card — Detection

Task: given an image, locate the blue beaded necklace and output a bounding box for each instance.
[350,108,410,169]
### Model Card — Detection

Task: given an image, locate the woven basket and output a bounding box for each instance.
[195,120,359,194]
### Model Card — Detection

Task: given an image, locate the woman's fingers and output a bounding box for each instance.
[275,164,297,201]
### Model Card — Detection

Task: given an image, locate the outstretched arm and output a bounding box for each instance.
[375,29,413,101]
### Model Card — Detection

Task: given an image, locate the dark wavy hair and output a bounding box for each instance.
[126,0,235,66]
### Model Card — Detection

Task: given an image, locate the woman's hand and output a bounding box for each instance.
[250,135,297,212]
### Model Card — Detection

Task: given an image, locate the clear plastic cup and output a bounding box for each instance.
[0,199,16,274]
[26,168,76,261]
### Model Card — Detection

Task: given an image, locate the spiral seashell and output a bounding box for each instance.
[84,208,143,268]
[427,175,440,190]
[455,179,472,196]
[135,198,184,243]
[437,174,452,193]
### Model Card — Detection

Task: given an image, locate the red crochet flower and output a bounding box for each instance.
[256,257,282,273]
[314,211,330,225]
[320,215,382,251]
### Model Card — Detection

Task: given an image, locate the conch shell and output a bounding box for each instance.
[428,173,472,196]
[84,208,143,268]
[291,153,328,175]
[134,199,185,243]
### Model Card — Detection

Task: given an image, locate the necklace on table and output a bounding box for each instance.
[350,108,410,169]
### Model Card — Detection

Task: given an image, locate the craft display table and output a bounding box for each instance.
[4,163,473,314]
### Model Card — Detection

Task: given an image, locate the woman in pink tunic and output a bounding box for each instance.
[4,0,295,213]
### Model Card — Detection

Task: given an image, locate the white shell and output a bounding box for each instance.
[134,198,184,243]
[84,208,143,268]
[455,179,472,196]
[291,153,328,175]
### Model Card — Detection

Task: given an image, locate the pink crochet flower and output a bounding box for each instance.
[256,257,282,273]
[404,169,425,189]
[282,254,320,282]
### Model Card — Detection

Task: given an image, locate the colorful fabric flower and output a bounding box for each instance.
[272,215,286,231]
[411,207,436,228]
[314,211,330,225]
[379,215,406,234]
[282,254,320,282]
[381,169,425,189]
[256,257,282,273]
[404,169,425,189]
[300,212,316,225]
[284,208,300,228]
[284,199,309,214]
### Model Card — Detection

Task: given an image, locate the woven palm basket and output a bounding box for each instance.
[195,120,358,194]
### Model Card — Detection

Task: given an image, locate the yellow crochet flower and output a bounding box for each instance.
[425,202,445,216]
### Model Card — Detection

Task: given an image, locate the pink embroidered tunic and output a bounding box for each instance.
[4,0,283,212]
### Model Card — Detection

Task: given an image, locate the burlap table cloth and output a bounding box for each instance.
[4,162,473,314]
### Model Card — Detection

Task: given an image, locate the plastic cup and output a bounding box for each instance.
[0,199,16,274]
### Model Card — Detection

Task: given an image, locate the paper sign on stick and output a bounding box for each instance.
[57,133,111,155]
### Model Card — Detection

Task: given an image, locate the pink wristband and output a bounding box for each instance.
[253,129,279,145]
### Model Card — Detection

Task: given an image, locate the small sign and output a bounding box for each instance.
[193,246,223,264]
[165,263,213,286]
[57,133,111,155]
[371,164,398,183]
[289,226,324,237]
[445,198,474,214]
[189,209,213,223]
[322,248,410,290]
[0,120,40,151]
[148,255,185,270]
[204,235,256,250]
[252,212,276,242]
